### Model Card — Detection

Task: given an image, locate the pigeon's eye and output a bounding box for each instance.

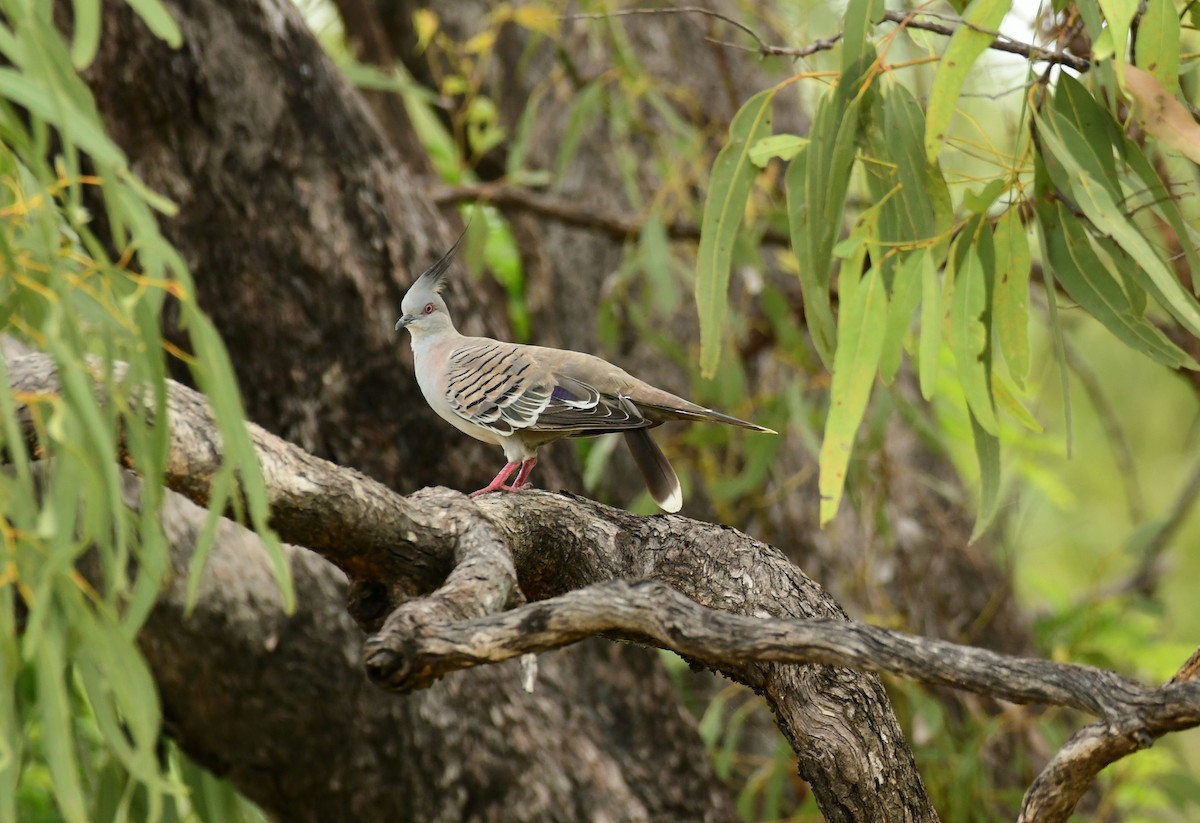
[423,303,435,315]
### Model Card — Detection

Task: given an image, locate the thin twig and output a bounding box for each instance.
[430,181,791,246]
[883,9,1090,72]
[563,7,841,60]
[562,5,1090,71]
[563,6,770,49]
[703,33,843,60]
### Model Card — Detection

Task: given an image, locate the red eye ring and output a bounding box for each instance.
[423,303,435,315]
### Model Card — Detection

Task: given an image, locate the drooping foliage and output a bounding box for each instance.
[0,2,290,819]
[694,0,1200,532]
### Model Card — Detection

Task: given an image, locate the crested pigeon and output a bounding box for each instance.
[395,231,774,513]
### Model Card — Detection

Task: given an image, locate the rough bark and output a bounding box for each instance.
[74,0,734,819]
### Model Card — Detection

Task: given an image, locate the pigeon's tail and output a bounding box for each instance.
[626,388,776,434]
[624,428,682,513]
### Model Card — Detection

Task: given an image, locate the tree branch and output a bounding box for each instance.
[1018,648,1200,823]
[8,350,938,820]
[9,351,451,600]
[364,576,1200,731]
[13,351,1200,819]
[882,10,1090,73]
[430,181,791,246]
[561,5,1090,72]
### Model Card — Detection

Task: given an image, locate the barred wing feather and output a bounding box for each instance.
[444,343,649,435]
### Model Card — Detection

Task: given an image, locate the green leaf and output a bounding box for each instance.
[836,198,884,312]
[1037,200,1195,368]
[1135,0,1180,90]
[749,134,806,167]
[992,209,1031,387]
[1037,112,1200,340]
[925,0,1011,163]
[790,81,866,367]
[1032,156,1074,454]
[842,0,885,72]
[949,237,999,434]
[1092,232,1148,316]
[918,251,942,401]
[35,617,87,823]
[963,179,1005,213]
[696,88,775,377]
[1116,112,1200,291]
[968,410,1001,542]
[0,588,19,823]
[1051,76,1121,194]
[638,212,680,316]
[992,367,1041,432]
[0,67,125,168]
[69,0,101,68]
[819,267,888,526]
[124,0,183,47]
[178,750,260,823]
[183,310,295,611]
[1093,0,1137,69]
[555,81,605,182]
[864,84,953,283]
[880,250,925,383]
[119,167,179,217]
[68,597,162,782]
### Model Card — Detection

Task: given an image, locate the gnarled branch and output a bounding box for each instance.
[364,576,1200,730]
[7,350,935,821]
[13,350,1200,822]
[1018,649,1200,822]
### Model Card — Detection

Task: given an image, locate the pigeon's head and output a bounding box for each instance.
[396,230,463,336]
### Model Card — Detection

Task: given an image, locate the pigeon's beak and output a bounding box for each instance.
[395,315,416,330]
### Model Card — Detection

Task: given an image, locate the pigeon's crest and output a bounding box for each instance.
[414,224,468,295]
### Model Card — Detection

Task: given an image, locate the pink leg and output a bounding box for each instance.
[471,461,519,496]
[470,457,539,497]
[512,457,537,489]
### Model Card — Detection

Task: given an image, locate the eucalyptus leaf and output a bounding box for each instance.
[819,267,888,525]
[992,209,1031,387]
[1135,0,1181,89]
[949,236,998,434]
[968,410,1001,542]
[696,88,775,377]
[918,250,942,401]
[925,0,1010,163]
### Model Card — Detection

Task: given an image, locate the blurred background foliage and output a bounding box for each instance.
[3,0,1200,820]
[0,0,288,820]
[304,0,1200,818]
